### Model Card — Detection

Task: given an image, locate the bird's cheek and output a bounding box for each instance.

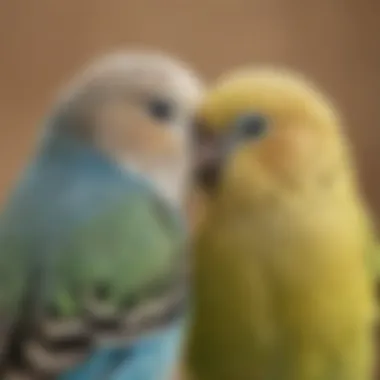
[255,127,316,176]
[94,103,185,171]
[122,111,185,163]
[136,125,185,166]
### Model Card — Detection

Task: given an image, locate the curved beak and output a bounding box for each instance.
[193,124,224,193]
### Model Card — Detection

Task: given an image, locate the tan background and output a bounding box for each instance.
[0,0,379,223]
[0,1,379,378]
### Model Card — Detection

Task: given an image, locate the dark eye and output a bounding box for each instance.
[235,113,269,139]
[147,98,175,122]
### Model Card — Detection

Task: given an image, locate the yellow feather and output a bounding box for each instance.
[185,68,377,380]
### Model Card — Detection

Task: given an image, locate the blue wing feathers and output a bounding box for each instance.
[0,134,186,380]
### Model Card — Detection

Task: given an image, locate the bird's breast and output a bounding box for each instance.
[190,200,374,377]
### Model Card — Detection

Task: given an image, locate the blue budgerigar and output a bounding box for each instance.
[0,50,203,380]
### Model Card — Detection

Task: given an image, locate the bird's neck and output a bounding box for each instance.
[35,130,119,176]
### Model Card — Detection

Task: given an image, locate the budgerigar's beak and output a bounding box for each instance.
[193,122,225,193]
[194,146,222,192]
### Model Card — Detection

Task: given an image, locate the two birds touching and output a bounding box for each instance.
[0,49,378,380]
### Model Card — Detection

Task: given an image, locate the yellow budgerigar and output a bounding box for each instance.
[185,68,378,380]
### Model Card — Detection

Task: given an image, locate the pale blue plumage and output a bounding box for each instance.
[0,114,187,379]
[61,321,184,380]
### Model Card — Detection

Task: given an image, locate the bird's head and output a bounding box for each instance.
[193,68,352,206]
[50,50,204,205]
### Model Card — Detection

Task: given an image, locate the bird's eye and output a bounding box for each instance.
[146,98,175,123]
[235,113,269,139]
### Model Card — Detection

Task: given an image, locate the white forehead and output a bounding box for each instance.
[61,50,203,109]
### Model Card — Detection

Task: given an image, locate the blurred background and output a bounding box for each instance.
[0,0,379,223]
